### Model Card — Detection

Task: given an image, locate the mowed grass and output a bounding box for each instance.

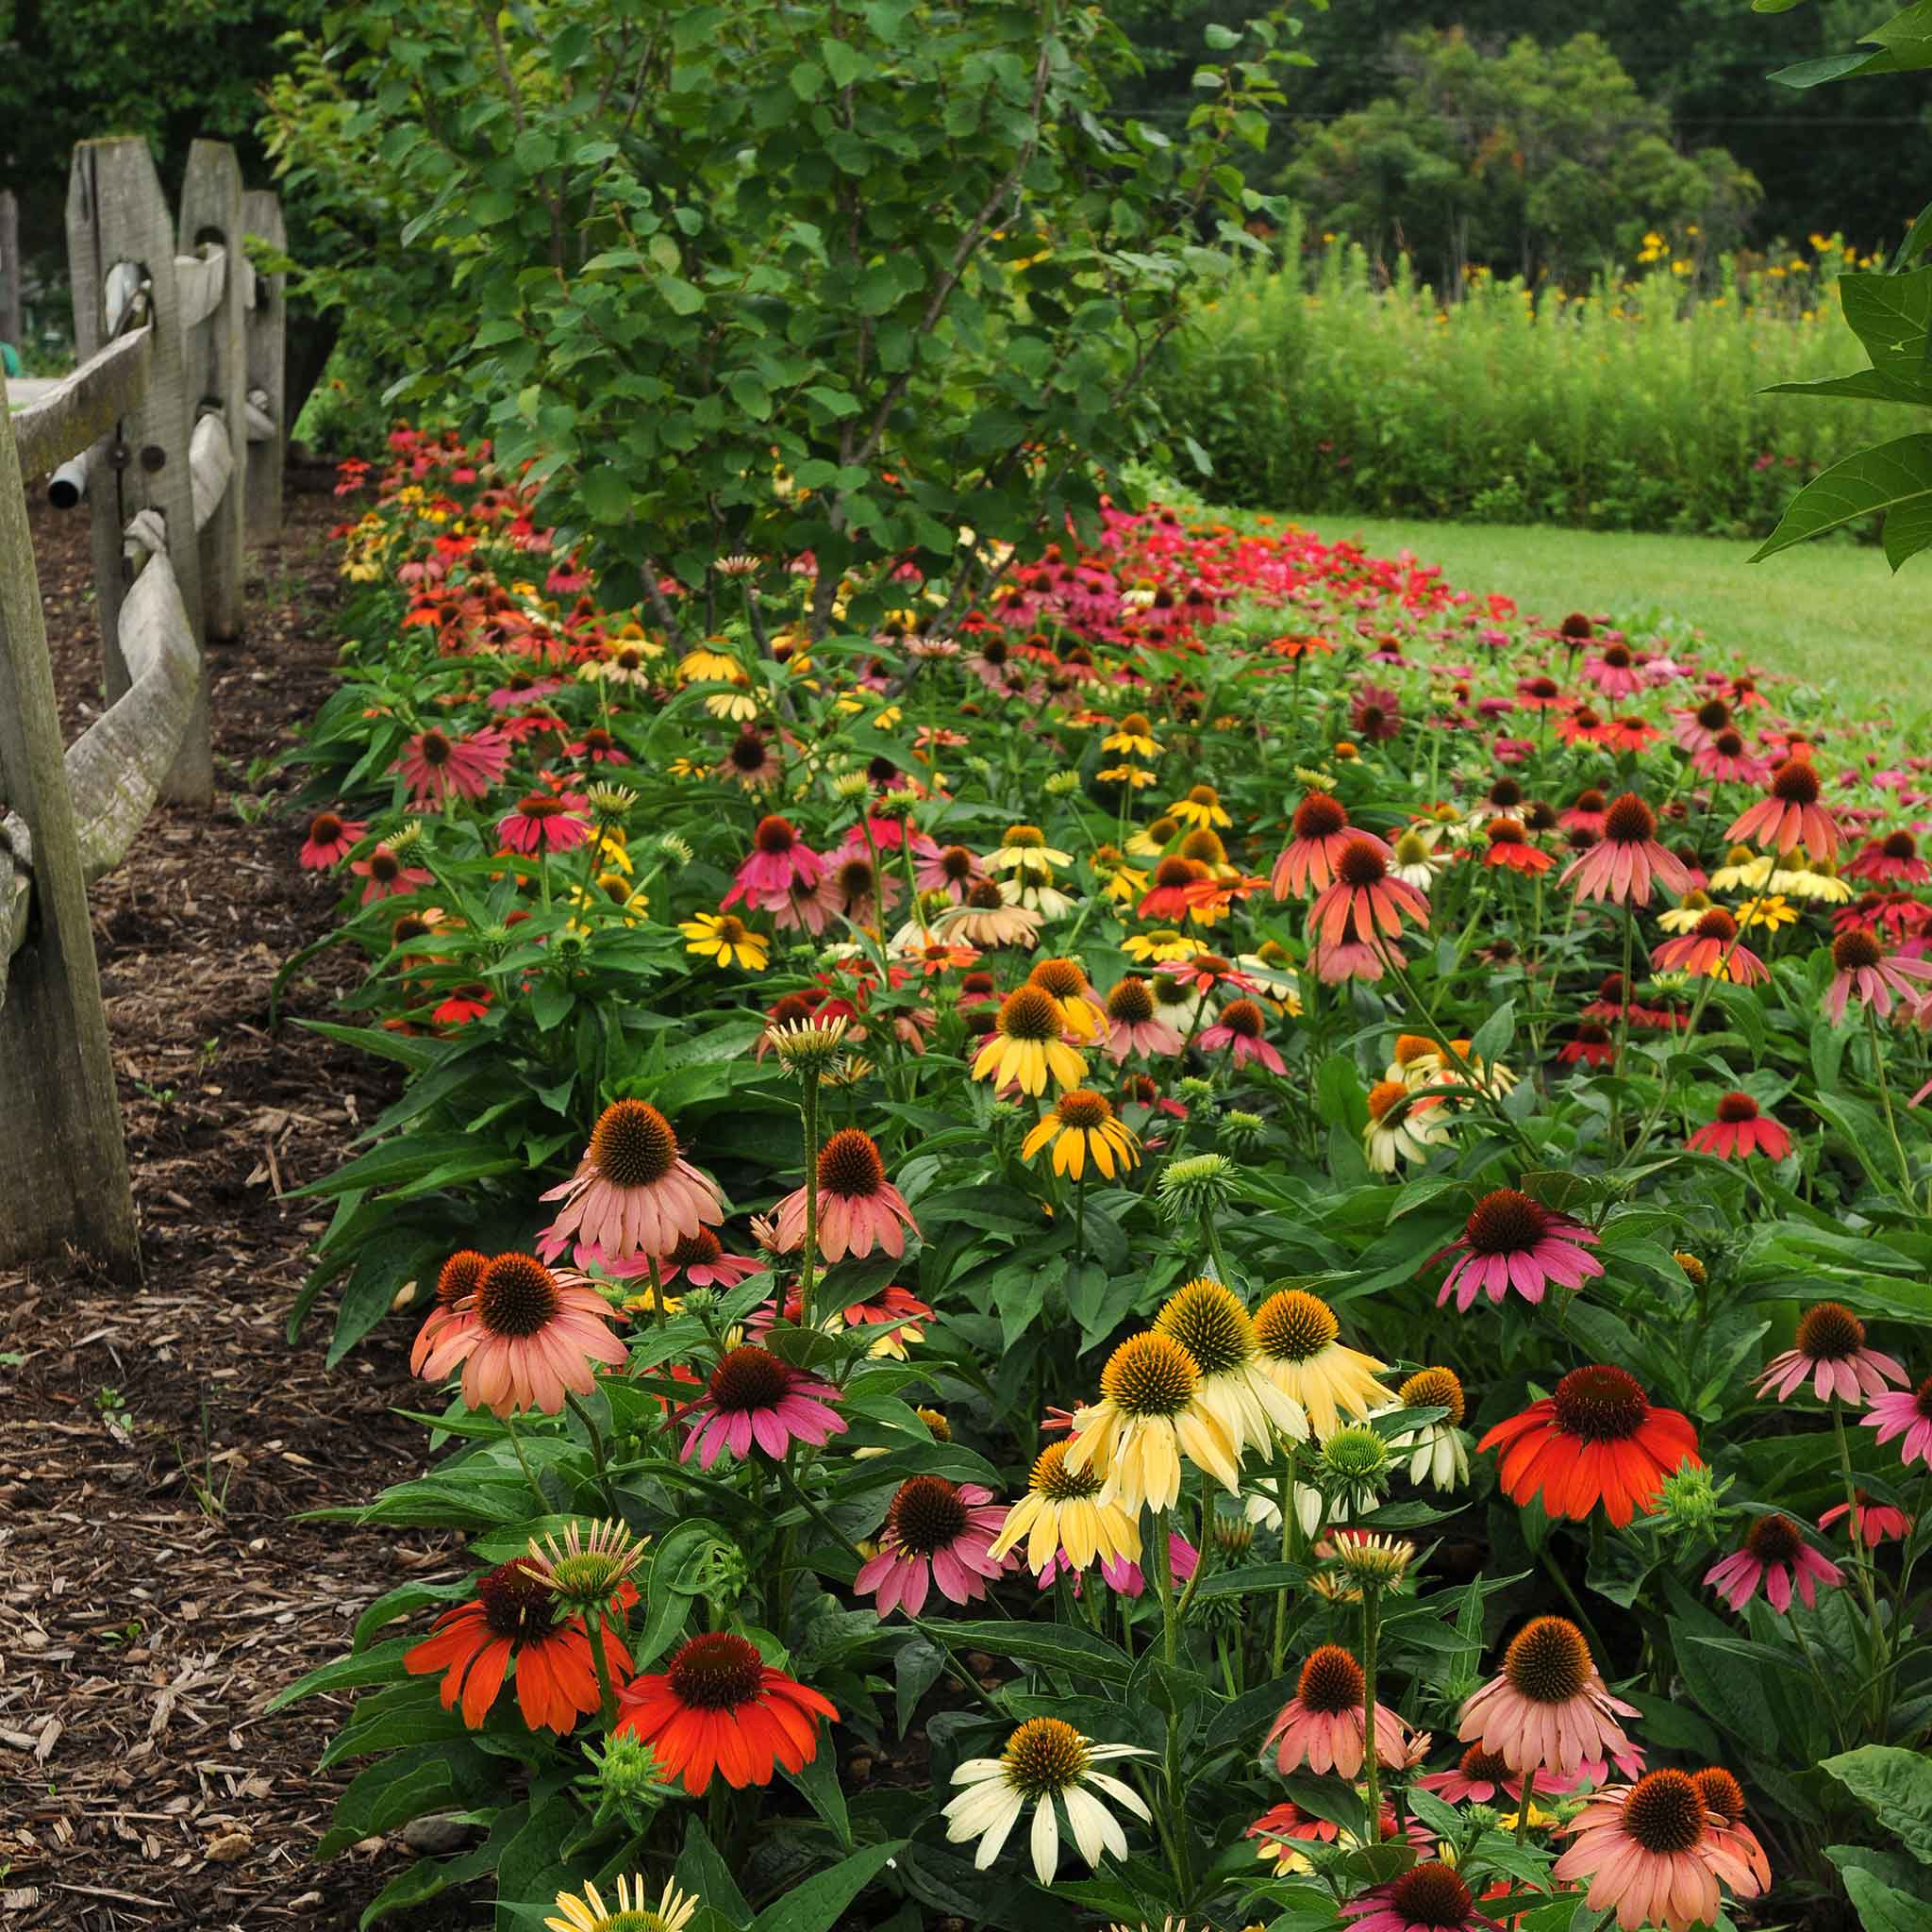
[1291,515,1928,715]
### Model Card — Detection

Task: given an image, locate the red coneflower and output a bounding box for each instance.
[1136,855,1212,921]
[538,1100,726,1269]
[1557,788,1607,836]
[564,725,632,766]
[1650,907,1768,985]
[1557,1021,1617,1068]
[1756,1300,1907,1405]
[1308,837,1430,952]
[1434,1189,1603,1312]
[1846,828,1932,886]
[1819,1492,1914,1545]
[1515,675,1567,710]
[771,1127,919,1260]
[615,1630,837,1794]
[498,790,591,855]
[350,842,434,905]
[1478,1365,1699,1526]
[1556,705,1607,747]
[1457,1615,1640,1779]
[1559,793,1691,907]
[1687,1092,1791,1161]
[394,725,509,807]
[299,808,367,869]
[1585,641,1643,698]
[1705,1513,1843,1614]
[1728,757,1841,861]
[1271,792,1373,898]
[724,814,824,909]
[1481,818,1553,874]
[1350,682,1404,743]
[1600,715,1660,755]
[1822,927,1932,1024]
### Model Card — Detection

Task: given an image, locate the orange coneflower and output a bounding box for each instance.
[408,1248,490,1374]
[1559,793,1691,907]
[1729,756,1841,861]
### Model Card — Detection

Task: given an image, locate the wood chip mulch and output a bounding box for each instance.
[1,484,481,1928]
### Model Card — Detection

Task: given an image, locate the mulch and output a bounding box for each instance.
[0,483,480,1928]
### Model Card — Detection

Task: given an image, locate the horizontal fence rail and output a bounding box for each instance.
[0,134,291,1276]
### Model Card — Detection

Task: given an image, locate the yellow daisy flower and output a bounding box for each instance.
[1066,1331,1241,1510]
[679,912,770,971]
[990,1439,1141,1574]
[546,1874,696,1932]
[972,986,1088,1095]
[1251,1290,1392,1441]
[1097,762,1161,789]
[1167,785,1232,830]
[1121,927,1199,964]
[1737,891,1798,931]
[1021,1090,1141,1180]
[1657,890,1715,935]
[1708,844,1774,892]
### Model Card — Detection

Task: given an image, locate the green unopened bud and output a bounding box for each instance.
[1156,1152,1240,1224]
[1044,770,1081,797]
[831,771,871,802]
[1653,1461,1731,1540]
[1220,1108,1265,1151]
[1320,1425,1391,1486]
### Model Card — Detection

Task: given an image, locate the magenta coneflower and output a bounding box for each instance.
[1584,641,1643,698]
[1729,757,1841,861]
[1847,829,1932,886]
[1559,793,1691,907]
[645,1227,761,1291]
[772,1127,918,1261]
[1756,1301,1907,1405]
[1672,695,1733,755]
[538,1100,726,1267]
[1350,682,1404,743]
[1823,927,1932,1024]
[1309,836,1430,950]
[1435,1189,1603,1312]
[1417,1742,1575,1807]
[1264,1644,1410,1778]
[1688,1092,1790,1161]
[1101,977,1183,1062]
[1199,998,1286,1074]
[853,1476,1008,1618]
[299,808,367,869]
[1819,1492,1914,1545]
[1864,1374,1932,1469]
[564,725,632,766]
[1271,792,1370,898]
[351,842,433,904]
[1705,1514,1843,1614]
[498,791,591,855]
[724,815,824,909]
[395,725,509,807]
[1651,908,1768,985]
[678,1345,845,1467]
[1458,1616,1640,1778]
[1341,1862,1504,1932]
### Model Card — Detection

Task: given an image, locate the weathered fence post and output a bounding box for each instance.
[66,138,209,806]
[178,141,245,642]
[0,190,21,351]
[0,365,142,1279]
[241,189,286,543]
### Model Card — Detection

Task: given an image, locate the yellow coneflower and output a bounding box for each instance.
[1121,927,1200,964]
[703,690,759,723]
[567,871,649,931]
[972,986,1088,1095]
[1167,784,1232,830]
[1102,713,1163,758]
[1098,762,1161,790]
[1027,957,1107,1041]
[678,912,770,971]
[988,824,1073,872]
[1708,845,1774,892]
[1252,1290,1393,1441]
[1021,1090,1141,1180]
[1657,890,1715,935]
[1125,814,1182,859]
[676,642,743,684]
[990,1440,1141,1574]
[1154,1277,1307,1458]
[1772,860,1851,903]
[546,1876,697,1932]
[1066,1331,1241,1511]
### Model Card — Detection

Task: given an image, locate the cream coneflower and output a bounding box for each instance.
[538,1100,727,1268]
[1065,1331,1241,1510]
[990,1439,1141,1575]
[1458,1615,1640,1778]
[1379,1365,1472,1491]
[1154,1276,1308,1458]
[1021,1089,1141,1179]
[973,985,1089,1094]
[1251,1289,1392,1440]
[941,878,1042,948]
[545,1874,697,1932]
[1362,1078,1449,1173]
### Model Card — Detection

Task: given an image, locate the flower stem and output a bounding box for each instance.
[1359,1584,1383,1844]
[1866,1003,1915,1205]
[586,1605,618,1731]
[798,1073,823,1330]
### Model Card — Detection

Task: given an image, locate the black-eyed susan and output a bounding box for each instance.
[1154,1276,1307,1457]
[1252,1289,1393,1440]
[1066,1330,1241,1510]
[1021,1089,1141,1180]
[972,986,1088,1095]
[990,1439,1141,1575]
[678,912,770,972]
[1121,926,1199,964]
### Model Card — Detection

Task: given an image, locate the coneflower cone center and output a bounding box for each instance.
[1744,1513,1804,1565]
[1366,1078,1408,1123]
[1489,775,1524,808]
[1695,698,1731,730]
[310,811,343,842]
[437,1249,490,1309]
[418,729,452,764]
[729,732,767,771]
[475,1255,562,1338]
[370,850,401,881]
[1503,1615,1593,1704]
[1255,1290,1340,1362]
[887,1475,969,1555]
[1715,729,1745,757]
[1156,1279,1253,1376]
[1458,1743,1510,1783]
[1003,824,1045,850]
[1393,830,1431,865]
[999,987,1059,1041]
[1551,1365,1647,1441]
[476,1560,557,1639]
[1488,819,1527,846]
[667,1632,764,1709]
[966,879,1005,909]
[1335,840,1388,889]
[817,1127,887,1199]
[1915,1374,1932,1420]
[1153,857,1199,888]
[518,794,569,820]
[1832,929,1882,972]
[708,1346,791,1413]
[1108,978,1155,1024]
[939,845,974,880]
[668,1228,723,1268]
[1002,1717,1087,1796]
[1400,1366,1465,1426]
[1056,1091,1110,1131]
[1716,1091,1761,1124]
[1692,1767,1745,1826]
[1771,759,1820,805]
[1032,958,1086,999]
[1298,1643,1365,1714]
[1623,1770,1707,1855]
[1464,1189,1548,1256]
[591,1100,679,1187]
[837,858,875,899]
[1602,792,1656,843]
[752,815,797,854]
[1293,792,1347,840]
[1221,999,1264,1040]
[1100,1333,1198,1417]
[1029,1440,1101,1500]
[1795,1300,1865,1359]
[1694,908,1739,941]
[1883,829,1917,860]
[1390,1861,1474,1926]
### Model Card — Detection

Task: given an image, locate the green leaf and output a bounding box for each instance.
[924,1619,1133,1684]
[1822,1745,1932,1861]
[581,466,632,524]
[746,1840,906,1932]
[1751,434,1932,568]
[1843,1866,1930,1931]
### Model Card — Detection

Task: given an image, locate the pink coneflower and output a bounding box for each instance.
[395,725,509,807]
[643,1227,761,1291]
[1584,641,1643,698]
[1418,1742,1575,1807]
[537,1100,726,1267]
[299,808,367,869]
[1756,1301,1907,1405]
[724,815,824,910]
[1350,683,1404,743]
[350,842,433,904]
[1199,998,1286,1074]
[1341,1862,1505,1932]
[1847,828,1932,886]
[408,1249,490,1375]
[772,1128,918,1261]
[1554,1771,1767,1932]
[1705,1514,1843,1614]
[1688,1092,1791,1160]
[853,1476,1008,1618]
[1309,837,1430,952]
[1559,793,1691,907]
[1864,1373,1932,1469]
[1672,696,1734,755]
[564,725,632,766]
[1819,1492,1914,1545]
[416,1251,628,1416]
[1458,1616,1639,1778]
[486,671,563,710]
[1651,908,1768,985]
[1729,757,1841,860]
[1823,927,1932,1023]
[498,790,591,855]
[1272,792,1372,898]
[1156,951,1258,996]
[1264,1644,1410,1777]
[1692,729,1770,786]
[1434,1189,1603,1311]
[915,842,985,902]
[1101,977,1184,1062]
[823,851,902,926]
[678,1345,845,1468]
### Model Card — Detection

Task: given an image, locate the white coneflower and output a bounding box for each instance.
[1376,1366,1473,1491]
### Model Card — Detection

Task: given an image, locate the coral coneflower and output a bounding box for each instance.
[1308,836,1430,956]
[1559,792,1691,907]
[299,808,366,869]
[1480,1366,1698,1526]
[772,1127,918,1260]
[614,1630,836,1794]
[1756,1300,1907,1405]
[1705,1513,1843,1614]
[854,1475,1008,1618]
[1101,976,1183,1062]
[1651,907,1768,985]
[1418,1742,1574,1807]
[394,725,508,807]
[677,1346,845,1468]
[1435,1189,1603,1311]
[1823,926,1932,1024]
[1251,1289,1392,1440]
[1863,1373,1932,1469]
[408,1248,489,1374]
[1272,792,1372,898]
[1264,1643,1410,1777]
[973,985,1088,1094]
[499,791,591,855]
[991,1440,1141,1576]
[538,1100,726,1268]
[650,1227,760,1291]
[1687,1091,1791,1161]
[1729,757,1841,861]
[1457,1615,1640,1777]
[1199,997,1286,1074]
[350,841,433,904]
[1066,1330,1241,1510]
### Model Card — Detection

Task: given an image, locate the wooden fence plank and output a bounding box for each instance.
[16,325,153,484]
[240,190,286,542]
[179,142,245,643]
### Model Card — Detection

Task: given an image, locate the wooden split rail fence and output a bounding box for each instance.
[0,137,290,1275]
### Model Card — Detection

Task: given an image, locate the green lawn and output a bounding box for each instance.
[1291,515,1926,708]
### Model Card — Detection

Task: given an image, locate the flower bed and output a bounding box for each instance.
[274,428,1932,1932]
